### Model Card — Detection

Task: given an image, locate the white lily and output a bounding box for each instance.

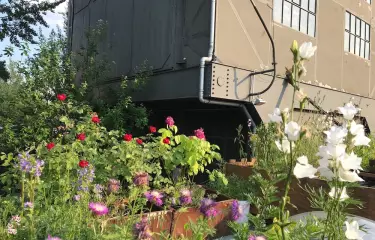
[353,134,371,147]
[326,144,347,160]
[299,42,317,60]
[318,166,334,180]
[268,108,282,123]
[345,221,363,240]
[350,121,365,136]
[338,102,359,121]
[328,187,349,201]
[285,121,301,141]
[293,156,317,179]
[275,137,294,154]
[340,152,363,171]
[324,126,348,145]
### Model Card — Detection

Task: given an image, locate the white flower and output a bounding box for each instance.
[275,137,294,154]
[299,42,317,60]
[268,108,282,123]
[285,121,301,141]
[353,134,371,146]
[338,102,359,121]
[345,221,363,240]
[318,167,334,180]
[317,144,346,160]
[340,152,363,171]
[350,121,365,136]
[282,108,290,121]
[329,187,349,201]
[293,156,317,179]
[324,126,348,145]
[339,167,364,182]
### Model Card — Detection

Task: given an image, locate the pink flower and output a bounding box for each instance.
[200,198,218,218]
[179,189,192,205]
[194,128,206,140]
[248,236,267,240]
[134,217,153,240]
[133,173,149,186]
[57,94,66,101]
[163,138,170,145]
[165,116,175,127]
[47,235,62,240]
[144,190,164,207]
[149,126,157,133]
[136,138,143,145]
[107,179,121,193]
[88,202,109,216]
[46,142,55,150]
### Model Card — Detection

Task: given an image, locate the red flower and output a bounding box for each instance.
[76,133,86,141]
[149,126,157,133]
[163,138,170,145]
[123,134,132,142]
[136,138,143,145]
[91,116,100,124]
[46,142,55,150]
[79,160,89,168]
[57,94,67,101]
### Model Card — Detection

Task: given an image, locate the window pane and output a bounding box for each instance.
[350,34,355,53]
[365,42,370,59]
[361,40,365,57]
[301,0,308,10]
[356,18,361,36]
[273,0,282,23]
[309,0,316,13]
[344,32,350,52]
[293,0,300,4]
[366,24,370,41]
[351,15,356,34]
[355,37,360,54]
[308,14,315,37]
[292,5,300,31]
[300,10,308,34]
[361,21,366,39]
[345,12,350,30]
[283,2,292,27]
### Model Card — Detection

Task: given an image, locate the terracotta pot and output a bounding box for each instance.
[225,158,256,179]
[170,189,234,238]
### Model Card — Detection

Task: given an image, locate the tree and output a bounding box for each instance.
[0,0,66,80]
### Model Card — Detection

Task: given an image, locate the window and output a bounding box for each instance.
[273,0,316,37]
[366,0,371,4]
[344,11,370,60]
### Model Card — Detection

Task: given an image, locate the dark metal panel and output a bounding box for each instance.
[131,0,175,71]
[106,0,134,77]
[74,0,91,14]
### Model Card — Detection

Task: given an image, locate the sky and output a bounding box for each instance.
[0,0,68,62]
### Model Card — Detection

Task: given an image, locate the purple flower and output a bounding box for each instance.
[18,153,44,177]
[107,179,121,193]
[134,217,153,240]
[35,160,45,177]
[24,202,33,209]
[179,189,192,205]
[47,235,62,240]
[194,128,206,140]
[248,236,267,240]
[231,200,240,221]
[165,116,175,127]
[200,198,218,218]
[88,202,109,216]
[144,190,163,207]
[133,173,149,186]
[74,195,81,201]
[77,165,95,192]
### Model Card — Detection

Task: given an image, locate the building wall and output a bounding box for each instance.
[214,0,375,98]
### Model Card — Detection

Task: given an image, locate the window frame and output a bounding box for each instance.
[275,0,317,37]
[344,11,371,60]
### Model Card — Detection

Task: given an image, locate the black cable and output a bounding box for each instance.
[247,0,277,97]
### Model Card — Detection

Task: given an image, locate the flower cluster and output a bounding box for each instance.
[248,235,267,240]
[93,184,104,199]
[7,215,21,235]
[179,189,192,205]
[133,173,149,186]
[231,200,240,221]
[134,217,153,240]
[107,179,121,194]
[88,202,109,216]
[144,190,163,207]
[77,164,95,192]
[47,235,62,240]
[200,198,218,218]
[18,153,45,177]
[165,116,174,127]
[194,128,206,140]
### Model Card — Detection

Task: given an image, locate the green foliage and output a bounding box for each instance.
[228,221,251,240]
[354,134,375,171]
[183,216,216,240]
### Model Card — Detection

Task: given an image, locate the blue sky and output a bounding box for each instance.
[0,1,67,62]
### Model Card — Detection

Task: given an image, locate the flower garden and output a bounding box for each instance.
[1,29,375,240]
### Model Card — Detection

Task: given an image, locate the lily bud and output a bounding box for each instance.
[290,40,299,63]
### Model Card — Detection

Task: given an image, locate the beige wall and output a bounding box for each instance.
[214,0,375,98]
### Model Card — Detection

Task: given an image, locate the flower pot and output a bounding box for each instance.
[170,190,234,238]
[224,158,256,179]
[368,159,375,173]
